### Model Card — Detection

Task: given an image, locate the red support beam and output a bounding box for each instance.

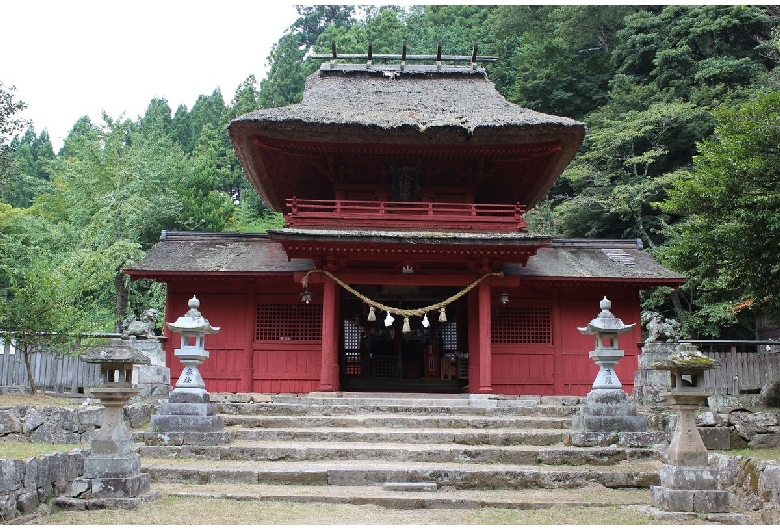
[477,281,493,393]
[319,278,339,391]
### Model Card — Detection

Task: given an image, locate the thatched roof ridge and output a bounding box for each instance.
[231,65,583,142]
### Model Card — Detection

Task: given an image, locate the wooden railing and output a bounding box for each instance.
[285,198,527,232]
[682,340,780,395]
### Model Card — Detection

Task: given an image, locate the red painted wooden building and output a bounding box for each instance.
[126,56,685,396]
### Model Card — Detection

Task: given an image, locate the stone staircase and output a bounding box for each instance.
[135,393,666,508]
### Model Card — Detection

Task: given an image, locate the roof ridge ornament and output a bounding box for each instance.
[317,41,497,69]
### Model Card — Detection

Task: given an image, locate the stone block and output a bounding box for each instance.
[758,463,780,502]
[569,431,619,447]
[660,464,718,490]
[619,431,669,448]
[749,433,780,449]
[0,409,22,435]
[577,415,647,433]
[76,406,104,428]
[692,489,730,513]
[22,409,45,435]
[90,474,151,499]
[150,414,224,433]
[158,402,217,416]
[84,454,141,479]
[0,493,16,520]
[699,427,730,450]
[761,380,780,408]
[123,403,152,428]
[0,459,23,493]
[651,485,694,512]
[15,489,38,514]
[168,390,211,404]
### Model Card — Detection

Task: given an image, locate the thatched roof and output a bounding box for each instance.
[228,64,586,212]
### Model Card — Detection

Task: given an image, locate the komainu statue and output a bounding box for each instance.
[121,309,159,339]
[641,311,681,343]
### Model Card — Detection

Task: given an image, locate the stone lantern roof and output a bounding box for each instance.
[577,296,635,336]
[80,344,150,365]
[167,295,220,335]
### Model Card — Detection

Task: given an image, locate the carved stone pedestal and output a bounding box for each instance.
[572,388,647,433]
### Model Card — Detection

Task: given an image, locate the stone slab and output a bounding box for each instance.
[158,402,218,416]
[659,464,718,490]
[54,489,161,510]
[575,415,647,433]
[383,482,438,492]
[637,505,747,524]
[699,427,731,450]
[651,485,730,513]
[84,454,141,479]
[151,414,224,433]
[168,390,211,404]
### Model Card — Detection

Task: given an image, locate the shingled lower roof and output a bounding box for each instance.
[125,232,685,288]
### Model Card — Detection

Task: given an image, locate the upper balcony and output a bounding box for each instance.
[284,198,528,233]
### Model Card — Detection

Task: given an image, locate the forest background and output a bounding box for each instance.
[2,5,780,356]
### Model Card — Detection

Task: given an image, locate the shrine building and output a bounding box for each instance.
[126,48,685,396]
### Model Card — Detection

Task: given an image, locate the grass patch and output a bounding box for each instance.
[39,497,698,525]
[0,441,87,459]
[0,393,76,408]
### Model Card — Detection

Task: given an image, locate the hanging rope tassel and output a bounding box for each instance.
[439,306,447,322]
[402,316,411,333]
[367,306,376,321]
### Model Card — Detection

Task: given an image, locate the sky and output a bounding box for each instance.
[2,1,302,150]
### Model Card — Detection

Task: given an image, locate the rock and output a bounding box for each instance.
[761,380,780,408]
[749,433,780,449]
[0,409,22,435]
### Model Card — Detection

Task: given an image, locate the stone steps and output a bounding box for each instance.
[141,459,661,489]
[139,440,659,465]
[221,414,571,430]
[140,393,666,494]
[153,482,651,510]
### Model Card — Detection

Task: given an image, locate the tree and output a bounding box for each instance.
[657,92,780,337]
[0,82,29,192]
[259,33,309,109]
[0,207,82,393]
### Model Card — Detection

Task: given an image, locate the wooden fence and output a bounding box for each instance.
[686,340,780,395]
[0,351,102,394]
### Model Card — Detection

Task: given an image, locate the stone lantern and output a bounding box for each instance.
[572,297,646,433]
[650,343,730,514]
[150,295,224,433]
[55,344,159,509]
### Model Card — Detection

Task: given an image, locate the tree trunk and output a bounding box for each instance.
[23,347,38,394]
[115,271,129,333]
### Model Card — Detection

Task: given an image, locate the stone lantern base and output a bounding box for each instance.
[150,389,224,433]
[650,464,730,513]
[54,444,160,510]
[572,389,647,433]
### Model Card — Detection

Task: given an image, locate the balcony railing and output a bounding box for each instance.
[285,198,527,232]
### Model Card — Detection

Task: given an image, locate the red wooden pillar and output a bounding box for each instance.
[552,286,564,395]
[467,290,479,392]
[477,280,493,393]
[240,282,256,392]
[319,278,340,391]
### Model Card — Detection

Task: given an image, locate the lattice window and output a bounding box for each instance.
[343,317,362,350]
[255,303,322,341]
[439,320,458,351]
[491,307,552,344]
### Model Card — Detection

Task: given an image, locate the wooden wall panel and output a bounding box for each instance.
[491,344,554,395]
[252,342,320,393]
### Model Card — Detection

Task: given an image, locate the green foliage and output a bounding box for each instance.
[2,5,780,342]
[657,91,780,336]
